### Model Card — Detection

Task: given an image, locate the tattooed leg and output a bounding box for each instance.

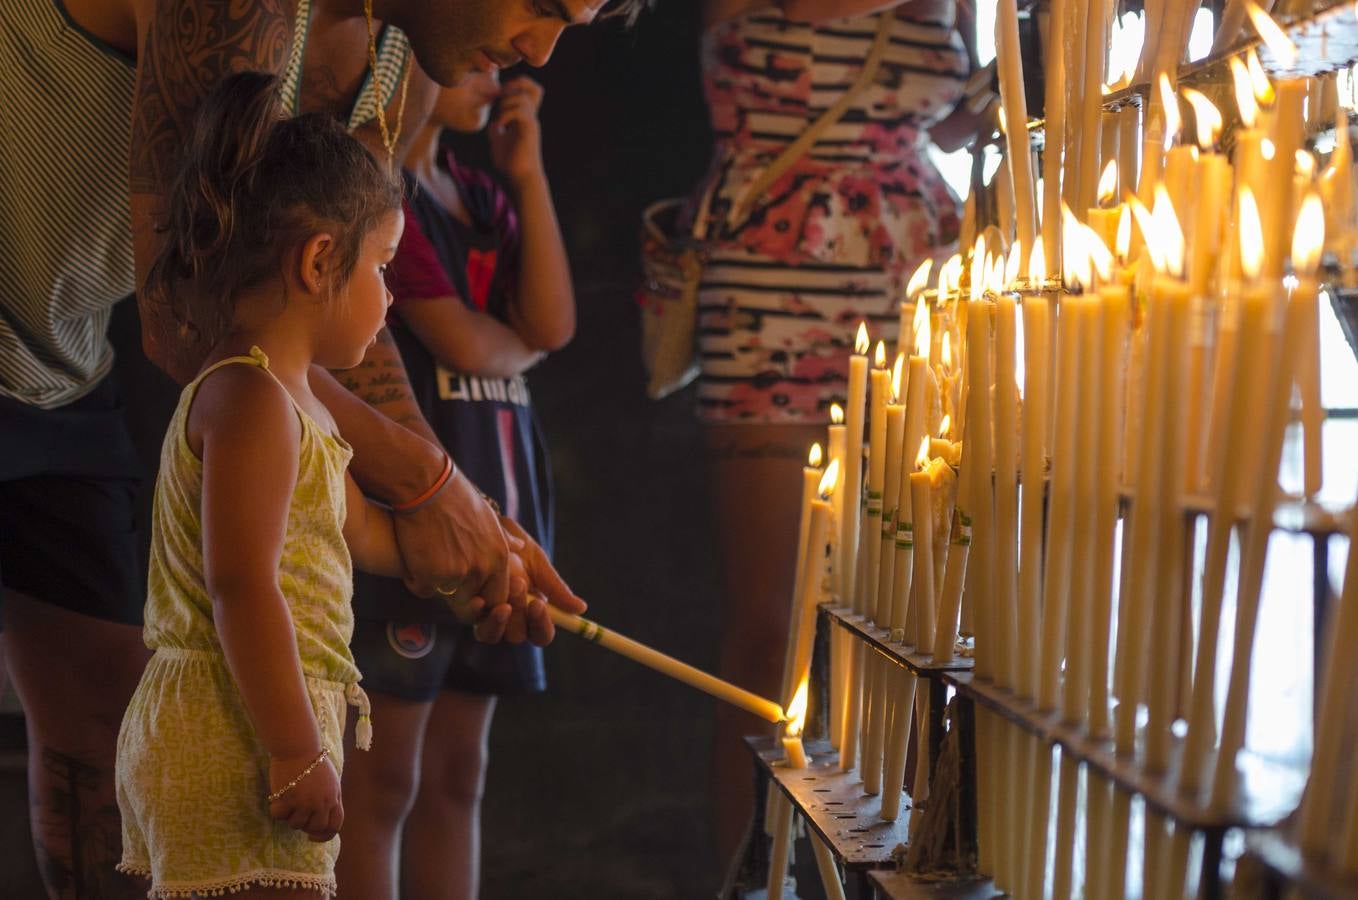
[29,749,142,900]
[3,592,148,900]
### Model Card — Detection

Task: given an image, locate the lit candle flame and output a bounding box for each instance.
[916,434,931,469]
[1005,240,1023,286]
[1116,204,1132,262]
[1084,224,1114,283]
[892,353,906,400]
[1061,204,1087,290]
[1246,49,1276,105]
[915,302,932,359]
[970,235,987,302]
[785,675,810,737]
[1030,235,1047,283]
[1181,88,1222,151]
[911,294,929,352]
[906,258,933,300]
[808,442,823,468]
[1159,73,1181,146]
[1231,57,1260,128]
[818,458,840,499]
[1097,160,1118,206]
[874,339,887,369]
[1261,138,1276,160]
[1292,192,1325,276]
[1128,194,1156,263]
[855,322,870,355]
[1238,187,1264,281]
[830,402,845,425]
[1150,185,1186,278]
[942,332,953,370]
[989,252,1006,296]
[1245,2,1297,68]
[939,414,951,438]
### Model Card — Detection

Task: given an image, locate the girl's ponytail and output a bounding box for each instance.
[143,71,401,348]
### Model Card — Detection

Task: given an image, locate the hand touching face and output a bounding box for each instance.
[487,77,546,184]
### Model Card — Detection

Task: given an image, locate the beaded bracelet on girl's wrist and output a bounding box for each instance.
[266,747,330,804]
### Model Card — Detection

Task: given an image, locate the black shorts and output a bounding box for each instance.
[350,574,547,702]
[0,375,145,624]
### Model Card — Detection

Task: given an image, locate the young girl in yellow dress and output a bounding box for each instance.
[114,71,416,899]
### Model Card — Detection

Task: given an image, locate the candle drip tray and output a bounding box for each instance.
[747,736,914,870]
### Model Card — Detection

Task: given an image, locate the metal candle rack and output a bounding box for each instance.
[740,3,1358,894]
[749,504,1345,898]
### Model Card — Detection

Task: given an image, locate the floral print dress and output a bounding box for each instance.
[692,5,968,423]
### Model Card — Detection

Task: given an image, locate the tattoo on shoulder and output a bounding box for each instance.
[130,0,293,193]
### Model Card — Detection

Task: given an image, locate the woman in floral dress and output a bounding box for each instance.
[687,0,980,878]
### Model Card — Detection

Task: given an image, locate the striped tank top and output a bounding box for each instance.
[0,0,410,410]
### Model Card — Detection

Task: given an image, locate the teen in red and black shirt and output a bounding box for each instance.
[344,72,575,899]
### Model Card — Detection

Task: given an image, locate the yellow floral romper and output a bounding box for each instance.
[116,348,371,898]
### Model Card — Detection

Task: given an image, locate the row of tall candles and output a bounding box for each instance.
[769,48,1355,900]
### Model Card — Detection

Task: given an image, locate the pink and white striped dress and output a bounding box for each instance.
[691,4,968,423]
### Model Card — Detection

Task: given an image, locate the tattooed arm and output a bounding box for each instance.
[130,0,294,383]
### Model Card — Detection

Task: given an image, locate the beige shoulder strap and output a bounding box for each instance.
[725,13,897,230]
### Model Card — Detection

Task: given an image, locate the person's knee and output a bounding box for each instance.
[345,754,422,825]
[421,731,490,811]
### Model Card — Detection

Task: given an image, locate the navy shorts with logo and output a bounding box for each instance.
[350,572,546,702]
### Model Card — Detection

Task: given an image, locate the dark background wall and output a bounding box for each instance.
[0,2,732,899]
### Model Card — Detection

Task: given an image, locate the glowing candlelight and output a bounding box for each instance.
[1030,235,1047,283]
[970,235,987,302]
[1247,48,1275,106]
[1097,161,1118,206]
[1151,186,1186,278]
[1005,240,1023,288]
[1245,1,1298,67]
[907,259,933,299]
[1294,193,1325,275]
[900,259,934,360]
[1182,89,1223,151]
[1116,205,1132,263]
[768,677,812,900]
[1231,57,1260,127]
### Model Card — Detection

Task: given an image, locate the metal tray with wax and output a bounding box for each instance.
[747,736,914,871]
[820,605,975,675]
